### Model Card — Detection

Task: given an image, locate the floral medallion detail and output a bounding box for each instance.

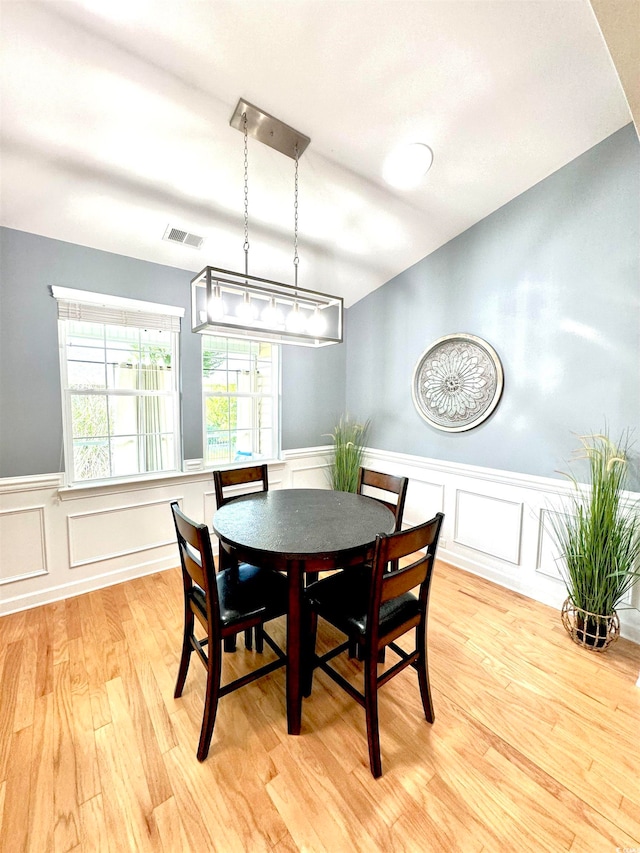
[412,334,503,432]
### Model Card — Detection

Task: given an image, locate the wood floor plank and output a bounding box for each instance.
[51,600,70,667]
[0,724,33,853]
[266,748,356,853]
[119,619,178,757]
[0,640,23,781]
[73,593,111,731]
[95,675,167,853]
[0,780,5,845]
[159,746,220,852]
[13,621,38,732]
[124,598,179,710]
[78,795,109,853]
[0,610,26,645]
[163,711,252,852]
[53,660,81,853]
[94,720,161,853]
[116,649,174,807]
[27,692,54,853]
[152,796,192,853]
[269,734,399,852]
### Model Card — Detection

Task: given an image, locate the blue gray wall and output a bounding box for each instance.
[0,229,345,477]
[346,124,640,481]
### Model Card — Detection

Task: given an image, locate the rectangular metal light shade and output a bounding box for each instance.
[191,266,343,347]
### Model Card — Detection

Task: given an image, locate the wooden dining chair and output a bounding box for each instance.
[304,512,444,778]
[214,463,269,509]
[214,464,269,652]
[351,467,409,660]
[171,502,287,761]
[357,467,408,536]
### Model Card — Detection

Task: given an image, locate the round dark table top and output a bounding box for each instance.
[212,488,395,561]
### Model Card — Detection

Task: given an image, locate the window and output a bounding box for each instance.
[203,336,279,466]
[53,288,183,483]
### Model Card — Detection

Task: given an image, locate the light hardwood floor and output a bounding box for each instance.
[1,560,639,853]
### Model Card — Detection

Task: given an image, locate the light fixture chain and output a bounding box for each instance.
[243,112,250,275]
[293,144,299,289]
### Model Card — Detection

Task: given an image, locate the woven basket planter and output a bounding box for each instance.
[561,598,620,652]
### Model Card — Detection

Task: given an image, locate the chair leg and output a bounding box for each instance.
[416,625,435,723]
[197,638,222,762]
[254,625,264,653]
[174,607,194,698]
[364,645,382,778]
[219,549,238,653]
[302,611,318,698]
[351,640,379,662]
[244,628,253,650]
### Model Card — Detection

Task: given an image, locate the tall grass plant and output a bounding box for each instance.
[550,431,640,616]
[326,415,370,492]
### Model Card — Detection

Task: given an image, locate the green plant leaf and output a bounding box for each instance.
[326,415,371,492]
[548,429,640,615]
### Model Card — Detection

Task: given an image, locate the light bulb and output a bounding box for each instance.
[262,298,284,327]
[285,302,306,333]
[236,291,256,322]
[306,308,327,337]
[208,285,225,321]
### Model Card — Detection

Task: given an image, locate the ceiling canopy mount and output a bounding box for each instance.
[229,98,310,160]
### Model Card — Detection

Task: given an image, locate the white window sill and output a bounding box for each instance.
[56,459,285,500]
[57,469,211,500]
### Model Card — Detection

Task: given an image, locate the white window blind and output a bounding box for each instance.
[52,286,183,332]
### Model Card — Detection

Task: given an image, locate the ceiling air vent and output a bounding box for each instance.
[163,224,204,249]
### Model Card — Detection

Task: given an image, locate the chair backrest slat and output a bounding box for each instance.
[370,513,444,623]
[357,467,408,532]
[214,464,269,508]
[380,558,427,603]
[171,502,218,611]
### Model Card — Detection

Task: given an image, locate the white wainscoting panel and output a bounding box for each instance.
[0,505,47,584]
[283,447,331,490]
[455,490,523,565]
[290,464,330,489]
[536,508,564,580]
[403,479,444,527]
[204,490,217,534]
[67,498,176,568]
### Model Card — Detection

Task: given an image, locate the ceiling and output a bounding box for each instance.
[0,1,633,308]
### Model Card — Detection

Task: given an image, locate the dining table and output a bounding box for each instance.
[212,487,396,735]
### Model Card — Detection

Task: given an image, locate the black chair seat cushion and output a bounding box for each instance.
[191,564,287,628]
[306,569,420,640]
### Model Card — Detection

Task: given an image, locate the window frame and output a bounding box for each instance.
[201,336,281,469]
[53,287,184,486]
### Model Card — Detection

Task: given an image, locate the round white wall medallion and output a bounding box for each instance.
[411,333,504,432]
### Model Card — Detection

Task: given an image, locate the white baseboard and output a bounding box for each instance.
[1,556,176,617]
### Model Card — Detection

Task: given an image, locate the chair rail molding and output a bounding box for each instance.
[1,449,638,645]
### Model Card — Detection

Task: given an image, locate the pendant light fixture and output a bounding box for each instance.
[191,99,343,346]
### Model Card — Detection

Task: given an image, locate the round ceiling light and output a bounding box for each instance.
[382,142,434,190]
